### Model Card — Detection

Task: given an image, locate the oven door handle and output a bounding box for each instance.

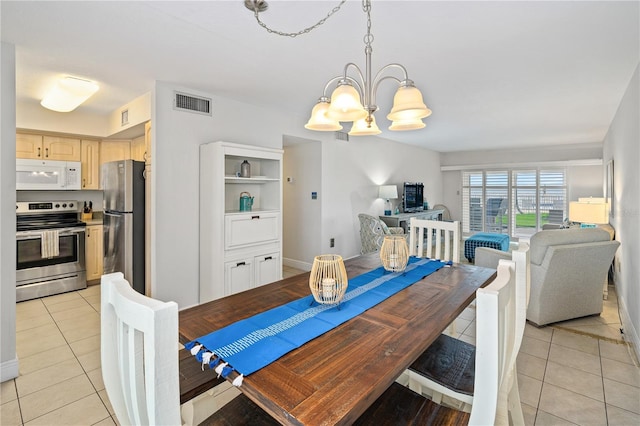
[16,228,85,239]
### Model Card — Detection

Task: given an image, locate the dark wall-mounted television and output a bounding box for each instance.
[402,182,424,212]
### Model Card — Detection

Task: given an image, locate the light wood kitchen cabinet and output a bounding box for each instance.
[100,139,131,165]
[144,121,152,165]
[85,224,104,282]
[131,134,146,162]
[16,133,81,161]
[80,139,100,189]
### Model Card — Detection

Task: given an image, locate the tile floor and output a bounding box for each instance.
[2,269,638,425]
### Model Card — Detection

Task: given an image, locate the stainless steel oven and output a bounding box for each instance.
[16,201,87,302]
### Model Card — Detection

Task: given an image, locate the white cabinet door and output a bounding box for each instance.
[224,258,253,296]
[255,252,281,287]
[224,213,280,250]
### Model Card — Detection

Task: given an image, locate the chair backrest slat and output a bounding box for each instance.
[101,272,181,426]
[469,260,516,426]
[409,218,460,263]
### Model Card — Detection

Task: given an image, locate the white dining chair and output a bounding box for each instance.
[408,243,530,425]
[408,218,460,263]
[101,272,181,426]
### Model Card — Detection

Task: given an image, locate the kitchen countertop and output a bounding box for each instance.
[80,211,104,226]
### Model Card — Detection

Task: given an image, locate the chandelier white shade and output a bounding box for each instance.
[304,0,431,135]
[40,76,99,112]
[305,97,343,131]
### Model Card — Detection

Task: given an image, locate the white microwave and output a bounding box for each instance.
[16,159,82,190]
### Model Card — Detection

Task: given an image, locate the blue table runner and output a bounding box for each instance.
[186,257,450,384]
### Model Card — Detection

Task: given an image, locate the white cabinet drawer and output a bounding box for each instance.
[225,212,280,250]
[224,258,253,296]
[254,252,281,287]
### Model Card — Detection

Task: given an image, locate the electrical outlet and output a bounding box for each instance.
[330,238,335,248]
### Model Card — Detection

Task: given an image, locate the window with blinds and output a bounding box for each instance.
[462,169,566,237]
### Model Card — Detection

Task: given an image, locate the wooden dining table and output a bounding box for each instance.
[178,253,496,425]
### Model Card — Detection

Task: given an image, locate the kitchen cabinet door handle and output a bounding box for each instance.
[82,178,86,188]
[236,261,246,267]
[37,147,41,157]
[251,215,260,220]
[45,148,49,157]
[264,256,273,261]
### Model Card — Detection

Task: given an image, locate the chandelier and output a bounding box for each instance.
[246,0,431,136]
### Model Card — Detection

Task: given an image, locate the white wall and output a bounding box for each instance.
[16,101,109,136]
[321,136,442,258]
[283,137,322,269]
[440,143,604,222]
[1,42,18,382]
[602,64,640,356]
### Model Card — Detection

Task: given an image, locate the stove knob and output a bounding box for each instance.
[55,204,60,208]
[62,203,67,208]
[69,203,74,208]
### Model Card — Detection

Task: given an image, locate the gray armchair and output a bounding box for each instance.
[358,213,405,254]
[475,228,619,326]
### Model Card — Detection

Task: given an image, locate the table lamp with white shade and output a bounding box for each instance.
[569,198,609,227]
[379,185,398,216]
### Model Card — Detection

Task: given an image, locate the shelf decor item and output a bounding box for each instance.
[380,235,409,272]
[309,254,348,305]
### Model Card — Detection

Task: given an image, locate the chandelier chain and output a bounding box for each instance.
[363,0,373,47]
[249,0,348,38]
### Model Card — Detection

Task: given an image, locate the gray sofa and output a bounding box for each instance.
[475,228,619,326]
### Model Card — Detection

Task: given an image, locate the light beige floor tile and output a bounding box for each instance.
[534,409,578,425]
[77,349,102,372]
[517,351,547,381]
[91,303,102,312]
[55,312,100,333]
[520,335,551,360]
[44,298,89,314]
[517,373,542,408]
[112,415,121,426]
[78,285,101,298]
[0,399,22,426]
[87,368,105,391]
[606,404,640,425]
[600,303,623,324]
[69,334,101,357]
[521,402,536,426]
[20,374,95,422]
[60,319,101,343]
[50,304,98,323]
[18,344,75,376]
[548,343,602,375]
[23,393,109,426]
[82,294,101,306]
[556,315,610,328]
[92,416,116,426]
[463,320,476,337]
[457,306,476,322]
[16,358,84,397]
[538,383,606,425]
[551,329,599,356]
[600,340,638,365]
[40,291,83,307]
[561,324,624,342]
[16,299,47,320]
[98,389,114,415]
[602,357,640,388]
[452,317,471,335]
[543,361,604,402]
[1,379,17,403]
[16,313,54,333]
[603,378,640,414]
[16,323,66,358]
[524,323,553,342]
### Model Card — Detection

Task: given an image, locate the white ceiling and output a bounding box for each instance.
[2,1,638,152]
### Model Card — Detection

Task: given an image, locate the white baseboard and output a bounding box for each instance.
[282,258,312,271]
[1,356,19,382]
[619,296,640,364]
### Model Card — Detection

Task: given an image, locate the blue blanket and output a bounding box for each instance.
[186,257,449,381]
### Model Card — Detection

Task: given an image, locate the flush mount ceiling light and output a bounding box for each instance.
[40,76,99,112]
[246,0,431,135]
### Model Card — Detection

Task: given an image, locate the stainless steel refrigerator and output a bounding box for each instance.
[102,160,145,294]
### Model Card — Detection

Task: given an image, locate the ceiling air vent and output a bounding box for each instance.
[335,131,349,141]
[173,91,212,116]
